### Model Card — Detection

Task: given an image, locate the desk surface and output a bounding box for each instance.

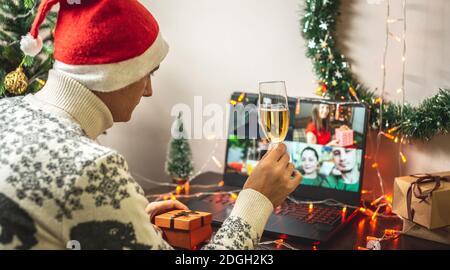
[145,172,450,250]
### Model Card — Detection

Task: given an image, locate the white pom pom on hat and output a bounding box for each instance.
[20,0,58,57]
[20,34,43,57]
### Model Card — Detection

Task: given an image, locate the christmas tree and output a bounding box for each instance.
[165,112,194,184]
[0,0,56,97]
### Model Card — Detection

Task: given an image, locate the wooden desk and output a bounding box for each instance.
[145,172,450,250]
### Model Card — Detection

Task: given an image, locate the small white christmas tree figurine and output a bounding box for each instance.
[165,112,194,185]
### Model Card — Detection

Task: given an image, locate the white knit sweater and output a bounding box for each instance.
[0,70,273,250]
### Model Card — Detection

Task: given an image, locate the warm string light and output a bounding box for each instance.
[149,186,401,250]
[133,139,221,191]
[147,190,242,201]
[237,92,246,102]
[381,132,395,141]
[362,228,402,250]
[295,98,301,115]
[258,239,299,250]
[37,79,46,86]
[400,152,407,163]
[398,0,408,176]
[137,139,224,203]
[359,196,401,220]
[349,87,359,101]
[135,174,225,190]
[184,181,190,194]
[190,140,221,180]
[373,0,408,197]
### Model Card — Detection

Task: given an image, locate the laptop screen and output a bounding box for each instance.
[224,92,368,206]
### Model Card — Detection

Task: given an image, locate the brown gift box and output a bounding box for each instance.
[155,210,213,249]
[393,172,450,229]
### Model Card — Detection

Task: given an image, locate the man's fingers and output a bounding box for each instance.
[160,200,188,212]
[288,170,302,191]
[284,163,295,177]
[172,200,189,210]
[266,143,287,162]
[147,200,189,220]
[278,153,290,167]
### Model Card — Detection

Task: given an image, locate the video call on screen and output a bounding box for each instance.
[226,98,366,193]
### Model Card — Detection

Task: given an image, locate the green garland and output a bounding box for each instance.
[301,0,450,141]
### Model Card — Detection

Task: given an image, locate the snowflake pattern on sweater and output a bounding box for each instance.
[0,96,260,250]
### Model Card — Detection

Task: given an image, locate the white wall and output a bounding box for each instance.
[99,0,450,194]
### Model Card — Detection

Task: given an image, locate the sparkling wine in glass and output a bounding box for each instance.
[258,81,290,147]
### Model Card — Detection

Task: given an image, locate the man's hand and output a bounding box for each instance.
[243,143,302,207]
[145,200,188,222]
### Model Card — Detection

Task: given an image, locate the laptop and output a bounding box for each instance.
[187,92,369,242]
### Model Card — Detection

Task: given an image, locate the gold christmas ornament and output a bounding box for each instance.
[4,67,28,95]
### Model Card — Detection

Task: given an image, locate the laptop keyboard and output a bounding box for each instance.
[202,193,236,206]
[274,201,343,225]
[201,194,343,225]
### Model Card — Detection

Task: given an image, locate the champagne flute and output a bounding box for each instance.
[258,81,290,149]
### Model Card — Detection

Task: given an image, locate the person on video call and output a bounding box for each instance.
[326,148,360,192]
[305,104,339,146]
[298,147,327,187]
[0,0,302,250]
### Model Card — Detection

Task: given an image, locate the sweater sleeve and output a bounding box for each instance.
[62,152,273,250]
[202,189,273,250]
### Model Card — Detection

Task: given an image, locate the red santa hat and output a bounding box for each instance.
[21,0,169,92]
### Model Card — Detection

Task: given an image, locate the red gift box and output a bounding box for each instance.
[155,210,213,249]
[335,125,354,147]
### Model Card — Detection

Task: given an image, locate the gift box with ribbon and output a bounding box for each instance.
[335,125,354,147]
[392,172,450,229]
[155,210,213,249]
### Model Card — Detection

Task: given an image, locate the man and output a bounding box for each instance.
[325,148,360,192]
[0,0,301,250]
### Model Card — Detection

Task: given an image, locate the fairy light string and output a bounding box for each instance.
[374,0,408,201]
[398,0,407,177]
